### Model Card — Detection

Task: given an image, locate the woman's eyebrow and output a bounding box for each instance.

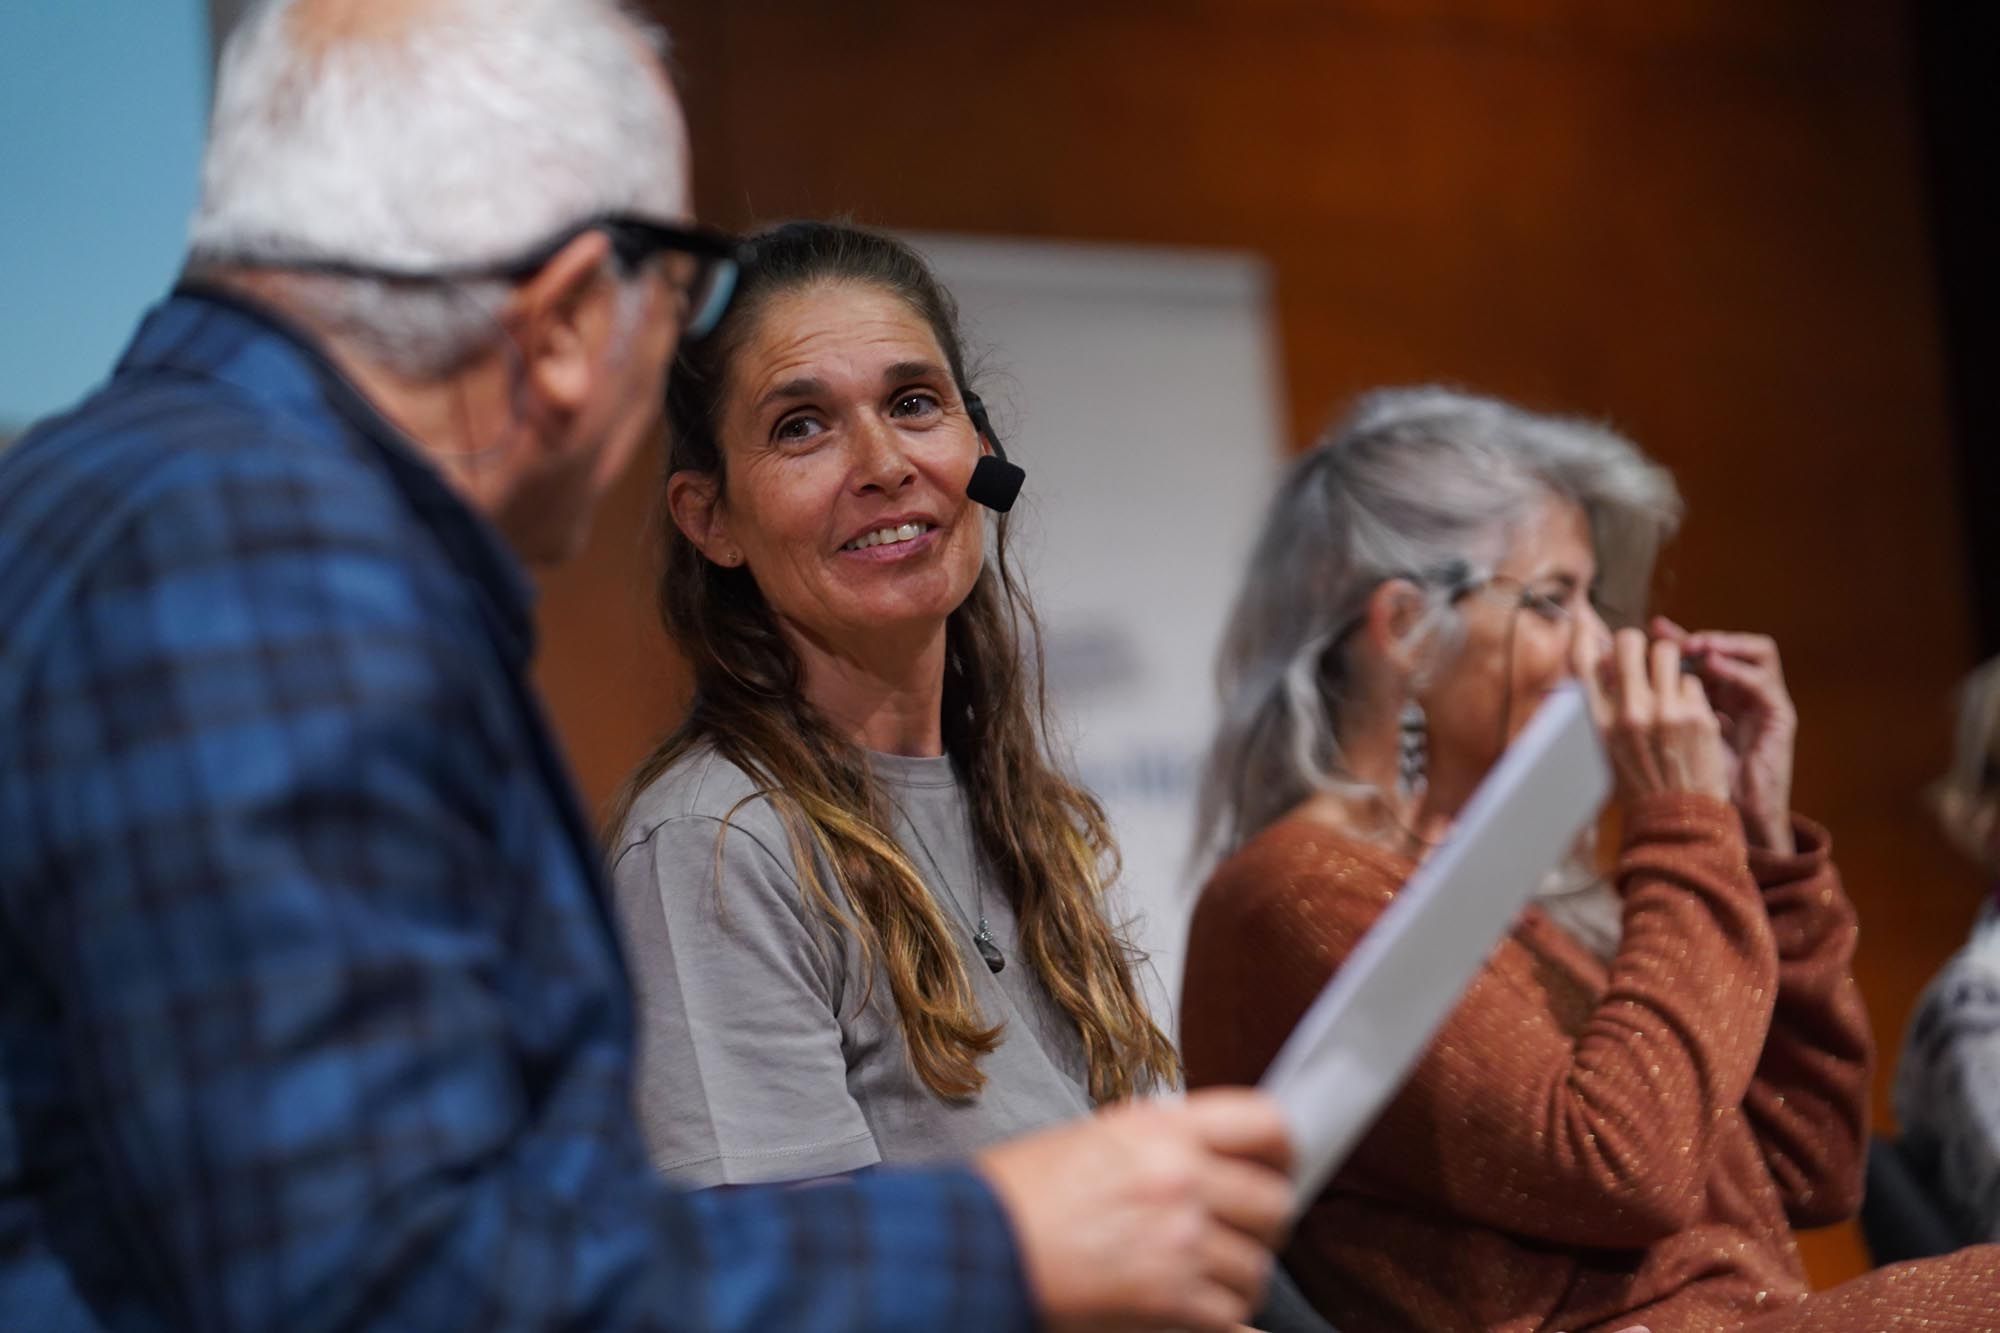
[755,376,828,413]
[1528,568,1584,588]
[881,359,948,386]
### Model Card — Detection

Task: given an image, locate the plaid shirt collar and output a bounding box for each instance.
[120,282,541,669]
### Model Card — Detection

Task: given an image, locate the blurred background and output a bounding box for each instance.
[8,0,1997,1288]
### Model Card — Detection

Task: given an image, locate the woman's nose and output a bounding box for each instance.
[1568,605,1613,677]
[1579,612,1612,657]
[851,414,917,493]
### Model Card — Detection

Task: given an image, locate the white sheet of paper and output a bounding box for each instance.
[1260,681,1611,1206]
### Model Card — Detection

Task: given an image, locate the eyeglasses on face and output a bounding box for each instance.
[1460,573,1611,627]
[499,213,749,340]
[1325,561,1614,655]
[262,212,751,340]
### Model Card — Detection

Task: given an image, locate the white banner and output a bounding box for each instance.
[912,235,1286,1027]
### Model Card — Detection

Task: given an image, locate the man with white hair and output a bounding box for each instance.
[0,1,1294,1330]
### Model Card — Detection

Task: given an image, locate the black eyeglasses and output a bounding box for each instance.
[267,212,749,340]
[498,214,747,339]
[1319,561,1480,664]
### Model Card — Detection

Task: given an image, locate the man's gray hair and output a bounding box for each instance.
[1194,386,1683,872]
[188,0,684,375]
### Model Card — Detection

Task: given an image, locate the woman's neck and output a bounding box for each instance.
[1308,714,1464,853]
[783,618,950,757]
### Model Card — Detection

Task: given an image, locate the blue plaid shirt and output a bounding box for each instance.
[0,288,1037,1333]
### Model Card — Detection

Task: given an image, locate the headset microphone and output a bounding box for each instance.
[963,392,1026,513]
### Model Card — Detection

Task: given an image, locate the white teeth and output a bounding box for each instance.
[844,522,932,551]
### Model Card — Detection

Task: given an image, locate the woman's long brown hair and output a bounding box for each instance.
[609,221,1178,1102]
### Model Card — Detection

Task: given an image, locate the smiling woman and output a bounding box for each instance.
[605,221,1180,1188]
[668,278,990,661]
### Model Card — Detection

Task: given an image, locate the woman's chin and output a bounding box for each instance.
[837,576,979,634]
[825,599,962,642]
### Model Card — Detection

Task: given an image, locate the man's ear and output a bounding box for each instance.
[667,469,738,567]
[504,230,619,420]
[1361,577,1428,676]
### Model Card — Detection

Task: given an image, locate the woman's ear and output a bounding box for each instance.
[1360,577,1428,677]
[667,470,739,567]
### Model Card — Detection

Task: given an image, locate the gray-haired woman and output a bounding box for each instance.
[1179,387,1998,1331]
[1894,655,2000,1242]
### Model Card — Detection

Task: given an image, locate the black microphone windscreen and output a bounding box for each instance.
[967,455,1026,512]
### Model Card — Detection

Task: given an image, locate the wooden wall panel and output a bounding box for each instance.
[538,0,1981,1288]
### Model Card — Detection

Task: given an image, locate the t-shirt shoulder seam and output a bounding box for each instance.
[610,809,802,891]
[615,750,780,846]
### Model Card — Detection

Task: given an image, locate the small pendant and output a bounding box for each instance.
[974,918,1005,974]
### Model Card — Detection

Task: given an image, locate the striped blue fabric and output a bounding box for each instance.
[0,288,1036,1333]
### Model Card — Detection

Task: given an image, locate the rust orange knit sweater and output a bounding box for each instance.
[1183,792,1993,1331]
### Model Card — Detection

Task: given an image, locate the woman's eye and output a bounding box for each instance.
[890,392,941,419]
[1522,590,1569,621]
[773,414,825,444]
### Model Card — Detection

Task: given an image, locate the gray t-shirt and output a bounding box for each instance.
[610,746,1093,1187]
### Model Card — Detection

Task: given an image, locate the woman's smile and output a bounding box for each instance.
[838,516,944,562]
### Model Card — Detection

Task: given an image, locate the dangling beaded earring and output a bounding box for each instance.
[1398,698,1429,795]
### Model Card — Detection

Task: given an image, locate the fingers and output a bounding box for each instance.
[1595,628,1730,801]
[1180,1088,1294,1174]
[1602,629,1657,791]
[1690,648,1794,709]
[1645,622,1792,721]
[1651,620,1784,684]
[1179,1280,1257,1333]
[1670,627,1785,699]
[1648,636,1681,706]
[1676,668,1721,755]
[1196,1222,1275,1316]
[1177,1094,1294,1267]
[1664,660,1718,731]
[1171,1166,1281,1332]
[1197,1152,1295,1251]
[1681,629,1780,665]
[1611,628,1652,723]
[1689,654,1767,721]
[1677,666,1710,714]
[1670,672,1729,798]
[1649,618,1772,662]
[1680,642,1796,746]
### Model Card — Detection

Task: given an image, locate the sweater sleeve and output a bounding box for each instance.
[1737,816,1873,1226]
[1182,793,1779,1249]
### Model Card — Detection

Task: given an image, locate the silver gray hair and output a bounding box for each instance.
[1194,386,1683,883]
[1932,656,2000,872]
[187,0,685,376]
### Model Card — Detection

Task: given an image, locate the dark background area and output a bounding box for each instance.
[1913,0,1997,659]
